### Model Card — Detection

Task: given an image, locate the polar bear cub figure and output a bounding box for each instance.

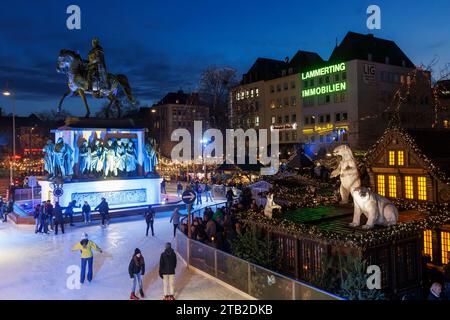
[350,187,398,230]
[264,194,281,219]
[330,145,361,204]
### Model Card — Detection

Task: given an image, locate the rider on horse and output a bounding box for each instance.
[87,37,108,93]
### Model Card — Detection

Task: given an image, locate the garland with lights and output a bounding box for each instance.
[238,208,450,249]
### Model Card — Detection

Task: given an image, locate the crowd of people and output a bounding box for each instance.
[32,197,111,234]
[178,197,248,253]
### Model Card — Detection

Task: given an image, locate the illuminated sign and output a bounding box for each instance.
[301,62,347,98]
[301,63,346,80]
[302,82,346,98]
[270,123,298,131]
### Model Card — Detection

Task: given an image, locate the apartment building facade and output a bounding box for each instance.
[151,90,209,157]
[230,32,425,157]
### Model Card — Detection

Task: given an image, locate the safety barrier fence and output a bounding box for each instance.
[176,207,342,300]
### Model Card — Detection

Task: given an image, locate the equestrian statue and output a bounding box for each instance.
[56,37,135,118]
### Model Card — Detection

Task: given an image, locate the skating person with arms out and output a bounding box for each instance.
[128,248,146,300]
[71,233,103,284]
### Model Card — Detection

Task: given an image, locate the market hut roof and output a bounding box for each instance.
[364,126,450,183]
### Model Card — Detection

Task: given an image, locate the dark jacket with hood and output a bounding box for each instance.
[159,248,177,277]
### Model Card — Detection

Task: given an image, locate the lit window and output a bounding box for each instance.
[255,116,260,127]
[271,116,276,124]
[255,88,259,97]
[442,231,450,265]
[397,151,404,166]
[423,230,433,260]
[388,175,397,198]
[404,176,414,199]
[377,175,385,196]
[418,177,427,200]
[389,151,395,165]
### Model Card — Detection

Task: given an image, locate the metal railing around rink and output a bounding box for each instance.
[175,206,342,300]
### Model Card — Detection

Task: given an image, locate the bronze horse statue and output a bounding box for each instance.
[56,49,135,117]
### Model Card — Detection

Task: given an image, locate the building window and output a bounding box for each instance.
[319,115,324,124]
[255,116,260,126]
[388,175,397,198]
[290,96,296,106]
[283,83,288,91]
[292,131,297,140]
[423,230,433,261]
[285,115,289,123]
[304,117,309,125]
[290,81,296,89]
[277,84,281,92]
[285,132,290,141]
[398,151,405,166]
[283,97,289,107]
[277,116,282,124]
[271,116,276,124]
[405,176,414,199]
[270,86,274,93]
[441,231,450,265]
[292,114,296,122]
[389,151,395,166]
[326,114,331,123]
[335,113,341,122]
[342,112,348,121]
[255,88,259,97]
[377,175,385,196]
[418,177,427,201]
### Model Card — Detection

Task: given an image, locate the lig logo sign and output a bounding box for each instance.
[301,62,347,98]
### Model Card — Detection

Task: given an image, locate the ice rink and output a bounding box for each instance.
[0,208,247,300]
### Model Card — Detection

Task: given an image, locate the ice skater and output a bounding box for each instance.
[64,200,80,226]
[169,207,181,238]
[159,242,177,300]
[82,201,91,224]
[95,197,110,227]
[144,205,155,237]
[71,233,102,284]
[33,203,41,233]
[128,248,146,300]
[53,202,65,235]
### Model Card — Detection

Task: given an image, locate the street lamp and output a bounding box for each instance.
[3,90,16,186]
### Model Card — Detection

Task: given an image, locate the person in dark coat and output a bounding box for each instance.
[428,282,443,300]
[128,248,146,300]
[53,202,65,235]
[144,205,155,237]
[95,197,110,227]
[45,200,54,231]
[64,200,80,226]
[33,203,41,233]
[82,201,91,224]
[37,201,48,234]
[159,242,177,300]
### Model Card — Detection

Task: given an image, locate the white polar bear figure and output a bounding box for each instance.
[350,187,398,230]
[330,145,361,204]
[264,194,281,219]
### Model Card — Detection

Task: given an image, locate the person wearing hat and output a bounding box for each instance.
[159,242,177,300]
[128,248,146,300]
[144,205,156,237]
[71,233,103,284]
